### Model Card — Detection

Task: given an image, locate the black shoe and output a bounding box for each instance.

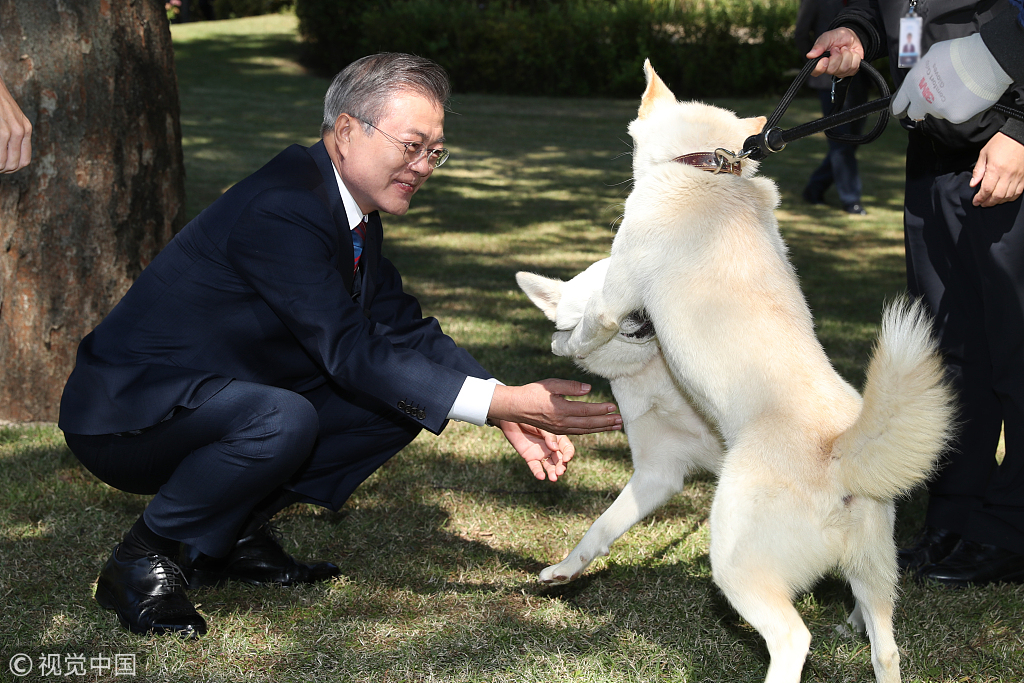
[184,524,340,588]
[843,202,867,215]
[94,546,207,638]
[802,185,825,205]
[898,526,961,572]
[916,540,1024,588]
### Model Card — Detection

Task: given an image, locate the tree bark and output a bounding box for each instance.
[0,0,185,422]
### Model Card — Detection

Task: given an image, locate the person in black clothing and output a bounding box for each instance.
[795,0,870,215]
[809,1,1024,587]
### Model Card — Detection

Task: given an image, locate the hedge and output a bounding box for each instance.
[295,0,800,98]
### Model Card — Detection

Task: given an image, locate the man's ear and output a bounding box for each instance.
[516,272,563,322]
[332,113,356,155]
[638,59,676,120]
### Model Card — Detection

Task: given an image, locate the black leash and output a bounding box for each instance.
[739,51,1024,163]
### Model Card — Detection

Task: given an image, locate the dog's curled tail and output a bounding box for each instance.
[833,297,956,500]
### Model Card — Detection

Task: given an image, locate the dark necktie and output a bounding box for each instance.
[352,219,367,273]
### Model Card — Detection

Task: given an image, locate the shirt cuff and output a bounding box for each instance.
[447,376,502,426]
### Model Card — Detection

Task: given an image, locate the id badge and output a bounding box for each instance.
[898,8,922,69]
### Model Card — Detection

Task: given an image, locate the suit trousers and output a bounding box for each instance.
[65,379,421,557]
[904,164,1024,555]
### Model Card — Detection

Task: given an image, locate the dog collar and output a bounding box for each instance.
[672,151,742,176]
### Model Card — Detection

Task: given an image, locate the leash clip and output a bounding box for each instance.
[713,147,749,175]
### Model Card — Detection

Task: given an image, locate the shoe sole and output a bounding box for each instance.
[917,567,1024,588]
[95,580,204,638]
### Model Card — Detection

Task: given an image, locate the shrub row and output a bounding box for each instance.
[295,0,800,98]
[212,0,294,19]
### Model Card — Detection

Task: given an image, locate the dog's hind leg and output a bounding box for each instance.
[843,507,901,682]
[539,463,685,585]
[715,577,812,683]
[847,572,900,683]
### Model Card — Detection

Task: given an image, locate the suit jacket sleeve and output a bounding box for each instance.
[225,186,483,434]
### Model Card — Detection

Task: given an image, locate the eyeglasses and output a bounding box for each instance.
[357,118,450,169]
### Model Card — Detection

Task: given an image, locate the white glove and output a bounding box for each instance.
[891,33,1013,123]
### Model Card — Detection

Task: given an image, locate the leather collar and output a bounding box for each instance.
[672,151,742,176]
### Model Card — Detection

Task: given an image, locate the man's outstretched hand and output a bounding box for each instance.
[488,379,621,435]
[488,378,620,482]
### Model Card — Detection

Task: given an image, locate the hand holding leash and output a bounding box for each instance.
[891,34,1013,123]
[806,28,865,78]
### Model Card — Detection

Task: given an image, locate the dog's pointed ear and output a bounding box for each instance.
[746,115,768,136]
[516,272,562,322]
[638,59,675,120]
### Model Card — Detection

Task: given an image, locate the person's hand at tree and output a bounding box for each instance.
[0,74,32,173]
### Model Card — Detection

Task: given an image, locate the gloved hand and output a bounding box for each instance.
[891,33,1013,123]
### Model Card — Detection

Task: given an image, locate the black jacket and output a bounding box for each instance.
[834,0,1024,169]
[59,140,491,436]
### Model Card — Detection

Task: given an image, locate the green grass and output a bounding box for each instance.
[2,12,1021,683]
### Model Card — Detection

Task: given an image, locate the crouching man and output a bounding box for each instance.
[59,53,621,638]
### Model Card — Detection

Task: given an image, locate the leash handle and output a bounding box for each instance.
[741,53,890,161]
[738,54,1024,163]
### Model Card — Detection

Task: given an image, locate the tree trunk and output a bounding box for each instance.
[0,0,185,422]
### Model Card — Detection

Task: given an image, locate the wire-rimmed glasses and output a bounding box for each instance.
[357,118,450,169]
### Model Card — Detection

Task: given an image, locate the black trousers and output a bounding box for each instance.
[65,380,420,557]
[904,160,1024,555]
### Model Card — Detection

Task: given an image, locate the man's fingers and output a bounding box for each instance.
[539,377,592,396]
[556,414,623,435]
[526,459,546,480]
[554,393,619,416]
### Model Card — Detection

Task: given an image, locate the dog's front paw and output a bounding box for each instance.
[552,330,586,359]
[538,562,579,586]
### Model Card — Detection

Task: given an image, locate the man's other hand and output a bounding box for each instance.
[499,421,575,481]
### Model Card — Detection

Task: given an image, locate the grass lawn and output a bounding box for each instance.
[2,12,1022,683]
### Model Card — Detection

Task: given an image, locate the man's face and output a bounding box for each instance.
[333,91,445,216]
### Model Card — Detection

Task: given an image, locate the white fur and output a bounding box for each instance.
[516,61,955,683]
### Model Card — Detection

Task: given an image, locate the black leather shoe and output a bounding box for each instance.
[843,202,867,215]
[94,546,206,638]
[916,540,1024,588]
[898,526,961,572]
[184,524,340,588]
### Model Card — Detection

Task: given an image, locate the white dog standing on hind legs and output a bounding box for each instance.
[516,60,956,683]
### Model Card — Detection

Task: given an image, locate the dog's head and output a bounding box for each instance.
[629,60,767,181]
[516,259,659,380]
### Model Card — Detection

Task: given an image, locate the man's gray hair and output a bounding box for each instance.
[321,53,450,137]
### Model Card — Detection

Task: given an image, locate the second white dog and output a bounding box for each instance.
[517,61,955,683]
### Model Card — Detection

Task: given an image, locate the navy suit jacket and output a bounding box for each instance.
[59,140,491,436]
